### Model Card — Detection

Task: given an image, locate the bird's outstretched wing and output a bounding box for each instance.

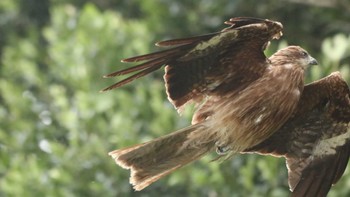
[102,17,283,109]
[245,72,350,197]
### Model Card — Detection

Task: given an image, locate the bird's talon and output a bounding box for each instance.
[216,145,230,155]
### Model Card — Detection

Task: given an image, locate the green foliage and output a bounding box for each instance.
[0,1,349,197]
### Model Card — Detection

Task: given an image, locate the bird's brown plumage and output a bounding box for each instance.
[245,72,350,197]
[105,17,320,191]
[102,17,283,109]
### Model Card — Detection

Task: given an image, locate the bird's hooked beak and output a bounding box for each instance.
[308,56,318,66]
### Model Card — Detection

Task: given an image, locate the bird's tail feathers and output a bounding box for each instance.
[109,124,215,191]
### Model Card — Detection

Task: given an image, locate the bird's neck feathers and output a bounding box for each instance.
[267,57,306,91]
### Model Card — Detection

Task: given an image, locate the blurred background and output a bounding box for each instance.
[0,0,350,196]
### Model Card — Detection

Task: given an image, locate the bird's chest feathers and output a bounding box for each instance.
[238,67,303,119]
[205,64,304,150]
[212,65,304,131]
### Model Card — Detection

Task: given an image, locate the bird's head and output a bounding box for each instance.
[272,46,318,69]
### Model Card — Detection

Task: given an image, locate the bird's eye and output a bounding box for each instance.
[301,51,308,57]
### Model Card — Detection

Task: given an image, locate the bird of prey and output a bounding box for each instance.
[103,17,320,191]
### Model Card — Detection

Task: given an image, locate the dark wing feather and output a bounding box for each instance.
[332,143,350,184]
[290,142,350,197]
[245,72,350,196]
[120,47,188,63]
[155,33,217,47]
[224,17,276,27]
[102,17,283,109]
[101,64,163,91]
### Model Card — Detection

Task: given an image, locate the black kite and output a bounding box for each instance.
[102,17,349,196]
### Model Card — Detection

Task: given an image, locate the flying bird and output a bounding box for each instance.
[103,17,319,191]
[245,72,350,197]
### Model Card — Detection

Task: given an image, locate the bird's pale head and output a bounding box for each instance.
[271,46,318,69]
